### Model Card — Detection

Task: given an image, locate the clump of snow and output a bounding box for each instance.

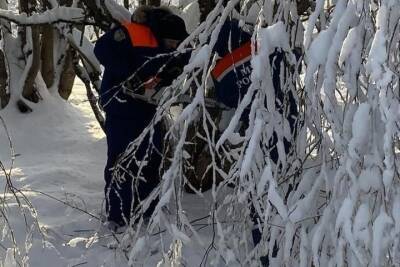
[104,0,131,22]
[366,5,393,88]
[358,166,382,192]
[372,210,393,266]
[67,237,89,248]
[252,22,291,80]
[246,2,261,24]
[348,103,371,159]
[128,237,147,265]
[181,0,200,33]
[339,27,360,67]
[353,203,371,247]
[306,30,334,69]
[184,44,210,71]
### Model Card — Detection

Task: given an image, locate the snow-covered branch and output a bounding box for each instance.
[0,7,90,26]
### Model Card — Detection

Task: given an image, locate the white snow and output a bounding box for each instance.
[181,0,200,33]
[0,81,213,266]
[348,103,371,159]
[0,81,108,266]
[104,0,131,23]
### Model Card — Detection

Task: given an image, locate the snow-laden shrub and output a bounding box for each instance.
[116,0,400,266]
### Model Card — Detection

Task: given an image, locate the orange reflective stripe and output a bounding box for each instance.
[211,41,252,81]
[122,22,158,48]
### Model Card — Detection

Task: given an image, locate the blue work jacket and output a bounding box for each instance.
[211,19,297,115]
[94,22,172,118]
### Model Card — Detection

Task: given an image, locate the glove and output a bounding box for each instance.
[157,52,191,87]
[157,66,183,87]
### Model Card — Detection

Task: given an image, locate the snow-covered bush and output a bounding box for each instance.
[117,0,400,266]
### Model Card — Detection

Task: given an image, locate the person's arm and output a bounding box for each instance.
[156,51,191,88]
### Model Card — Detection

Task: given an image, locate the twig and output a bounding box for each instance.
[20,189,100,220]
[71,262,88,267]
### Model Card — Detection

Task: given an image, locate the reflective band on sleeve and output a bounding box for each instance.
[122,22,159,48]
[211,41,252,82]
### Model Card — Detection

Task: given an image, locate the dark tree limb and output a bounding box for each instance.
[124,0,130,9]
[80,0,113,30]
[0,30,9,108]
[73,59,105,132]
[198,0,216,22]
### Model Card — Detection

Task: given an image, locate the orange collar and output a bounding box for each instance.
[122,22,159,48]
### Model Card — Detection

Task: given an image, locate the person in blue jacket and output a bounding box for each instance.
[94,6,189,228]
[211,18,299,266]
[211,19,299,159]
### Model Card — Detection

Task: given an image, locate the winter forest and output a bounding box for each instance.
[0,0,399,266]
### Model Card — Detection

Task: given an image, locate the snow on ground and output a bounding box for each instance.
[0,80,217,266]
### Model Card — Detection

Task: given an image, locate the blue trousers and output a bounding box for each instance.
[104,110,162,225]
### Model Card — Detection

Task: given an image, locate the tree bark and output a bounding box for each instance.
[20,0,41,103]
[58,47,76,100]
[0,0,9,109]
[0,48,9,108]
[22,26,40,103]
[41,25,54,89]
[80,0,113,30]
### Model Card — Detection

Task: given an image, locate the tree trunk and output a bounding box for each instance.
[41,25,54,89]
[22,26,40,103]
[0,48,9,108]
[0,0,9,109]
[20,0,41,103]
[58,47,76,100]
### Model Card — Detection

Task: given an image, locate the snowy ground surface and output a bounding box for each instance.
[0,81,215,266]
